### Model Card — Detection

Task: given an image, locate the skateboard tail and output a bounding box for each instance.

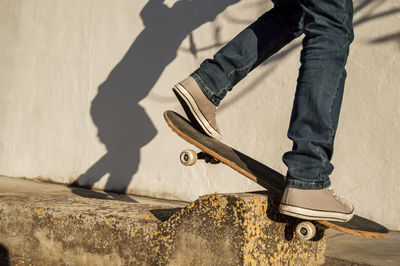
[319,216,390,239]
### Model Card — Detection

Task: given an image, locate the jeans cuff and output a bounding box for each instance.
[285,178,331,190]
[190,73,221,106]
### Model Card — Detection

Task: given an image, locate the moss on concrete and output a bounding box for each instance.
[0,177,325,265]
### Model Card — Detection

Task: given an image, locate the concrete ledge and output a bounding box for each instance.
[159,193,326,265]
[0,176,326,265]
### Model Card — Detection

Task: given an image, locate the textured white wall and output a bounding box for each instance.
[0,0,399,229]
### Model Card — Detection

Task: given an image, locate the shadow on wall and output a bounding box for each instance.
[69,0,240,196]
[0,244,10,266]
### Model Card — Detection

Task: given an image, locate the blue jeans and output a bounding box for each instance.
[191,0,354,189]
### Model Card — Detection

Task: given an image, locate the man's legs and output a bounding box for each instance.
[283,0,354,189]
[173,0,303,139]
[279,0,355,221]
[173,0,355,221]
[192,0,303,106]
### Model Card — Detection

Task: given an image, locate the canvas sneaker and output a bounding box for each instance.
[173,77,221,140]
[279,186,354,222]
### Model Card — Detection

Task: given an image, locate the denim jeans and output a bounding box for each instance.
[191,0,354,189]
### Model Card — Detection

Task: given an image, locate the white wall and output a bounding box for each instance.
[1,0,399,229]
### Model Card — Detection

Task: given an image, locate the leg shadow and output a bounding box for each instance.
[70,0,240,198]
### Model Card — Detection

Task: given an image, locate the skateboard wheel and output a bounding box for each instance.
[296,221,316,241]
[180,149,198,166]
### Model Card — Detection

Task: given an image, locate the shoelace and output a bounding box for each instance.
[328,187,346,206]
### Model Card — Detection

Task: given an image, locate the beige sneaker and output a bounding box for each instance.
[279,186,354,222]
[173,77,222,140]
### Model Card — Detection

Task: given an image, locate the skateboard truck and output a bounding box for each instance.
[180,150,220,166]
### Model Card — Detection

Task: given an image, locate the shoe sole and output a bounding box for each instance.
[279,204,354,222]
[173,83,221,140]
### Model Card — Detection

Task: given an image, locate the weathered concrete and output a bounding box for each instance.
[0,176,326,265]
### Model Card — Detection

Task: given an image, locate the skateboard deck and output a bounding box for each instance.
[164,110,389,239]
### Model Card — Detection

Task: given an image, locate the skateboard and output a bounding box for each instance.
[164,110,390,240]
